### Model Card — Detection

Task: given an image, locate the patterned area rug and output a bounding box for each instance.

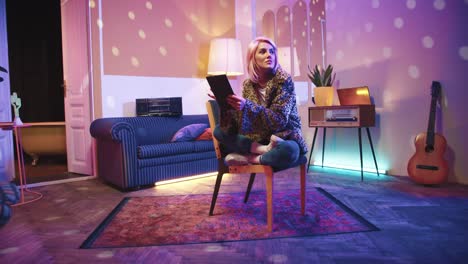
[81,188,378,248]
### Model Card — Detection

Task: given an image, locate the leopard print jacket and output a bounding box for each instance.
[220,67,308,154]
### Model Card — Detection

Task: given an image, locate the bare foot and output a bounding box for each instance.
[250,135,284,154]
[247,154,261,164]
[266,135,284,152]
[225,153,249,166]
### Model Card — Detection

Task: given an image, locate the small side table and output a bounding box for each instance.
[0,122,43,206]
[307,105,380,181]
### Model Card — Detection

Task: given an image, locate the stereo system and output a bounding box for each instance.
[136,97,182,117]
[309,105,375,127]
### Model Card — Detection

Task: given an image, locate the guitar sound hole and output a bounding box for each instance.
[425,146,434,153]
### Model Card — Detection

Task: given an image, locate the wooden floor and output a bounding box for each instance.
[1,167,468,263]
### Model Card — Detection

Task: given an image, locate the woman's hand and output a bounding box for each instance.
[226,95,246,110]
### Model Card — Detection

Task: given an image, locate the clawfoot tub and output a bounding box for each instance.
[19,122,67,166]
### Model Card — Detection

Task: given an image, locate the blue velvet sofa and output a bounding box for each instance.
[89,115,217,191]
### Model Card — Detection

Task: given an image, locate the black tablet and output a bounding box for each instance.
[206,74,235,110]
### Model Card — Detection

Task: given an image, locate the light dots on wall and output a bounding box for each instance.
[433,0,446,10]
[393,17,404,29]
[326,32,333,43]
[335,50,344,60]
[138,29,146,39]
[131,56,140,67]
[459,46,468,60]
[242,4,249,14]
[382,46,392,58]
[372,0,380,9]
[185,33,193,43]
[327,0,336,11]
[106,96,116,109]
[145,1,153,10]
[190,13,199,23]
[406,0,416,10]
[164,18,173,28]
[302,31,306,37]
[89,0,96,8]
[408,65,420,79]
[111,46,120,56]
[219,0,229,8]
[128,11,136,20]
[422,36,434,48]
[96,19,103,29]
[365,22,373,33]
[363,57,373,68]
[159,46,168,56]
[346,32,354,45]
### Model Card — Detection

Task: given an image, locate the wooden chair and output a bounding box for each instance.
[206,100,307,232]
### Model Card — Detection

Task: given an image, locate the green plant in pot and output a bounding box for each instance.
[307,64,338,106]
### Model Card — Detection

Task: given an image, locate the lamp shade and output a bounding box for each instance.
[207,38,244,76]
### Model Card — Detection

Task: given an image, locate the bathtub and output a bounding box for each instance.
[19,122,67,166]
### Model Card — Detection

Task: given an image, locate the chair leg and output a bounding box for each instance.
[209,171,224,216]
[265,168,274,232]
[244,173,256,203]
[300,163,306,215]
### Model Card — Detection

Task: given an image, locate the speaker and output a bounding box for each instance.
[136,97,182,117]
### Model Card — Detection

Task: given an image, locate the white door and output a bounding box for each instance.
[60,0,93,175]
[0,0,14,182]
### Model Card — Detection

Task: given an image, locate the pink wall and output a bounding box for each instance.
[102,0,235,78]
[326,0,468,183]
[88,0,468,183]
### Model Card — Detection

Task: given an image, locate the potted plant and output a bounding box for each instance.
[307,64,339,106]
[307,64,335,87]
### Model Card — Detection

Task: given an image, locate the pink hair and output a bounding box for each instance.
[246,36,279,83]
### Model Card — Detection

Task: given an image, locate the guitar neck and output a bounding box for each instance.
[426,83,441,147]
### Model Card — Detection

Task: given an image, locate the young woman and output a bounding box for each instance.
[213,36,307,169]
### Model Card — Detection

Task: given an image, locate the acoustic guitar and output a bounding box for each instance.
[407,81,448,185]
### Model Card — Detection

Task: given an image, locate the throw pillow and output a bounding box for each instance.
[195,128,213,141]
[171,123,209,142]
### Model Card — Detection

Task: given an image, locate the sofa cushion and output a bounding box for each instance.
[138,141,214,159]
[170,123,208,142]
[139,151,216,168]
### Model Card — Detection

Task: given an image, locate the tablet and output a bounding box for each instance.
[206,74,235,110]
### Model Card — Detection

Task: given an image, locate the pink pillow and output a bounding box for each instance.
[195,128,213,141]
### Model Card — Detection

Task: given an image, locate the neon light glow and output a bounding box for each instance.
[154,172,217,186]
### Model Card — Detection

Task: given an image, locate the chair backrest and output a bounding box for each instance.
[206,100,222,159]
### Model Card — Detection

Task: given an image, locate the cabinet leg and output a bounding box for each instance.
[358,128,363,181]
[307,128,318,173]
[366,127,380,176]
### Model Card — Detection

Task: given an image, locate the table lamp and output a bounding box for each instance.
[207,38,244,76]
